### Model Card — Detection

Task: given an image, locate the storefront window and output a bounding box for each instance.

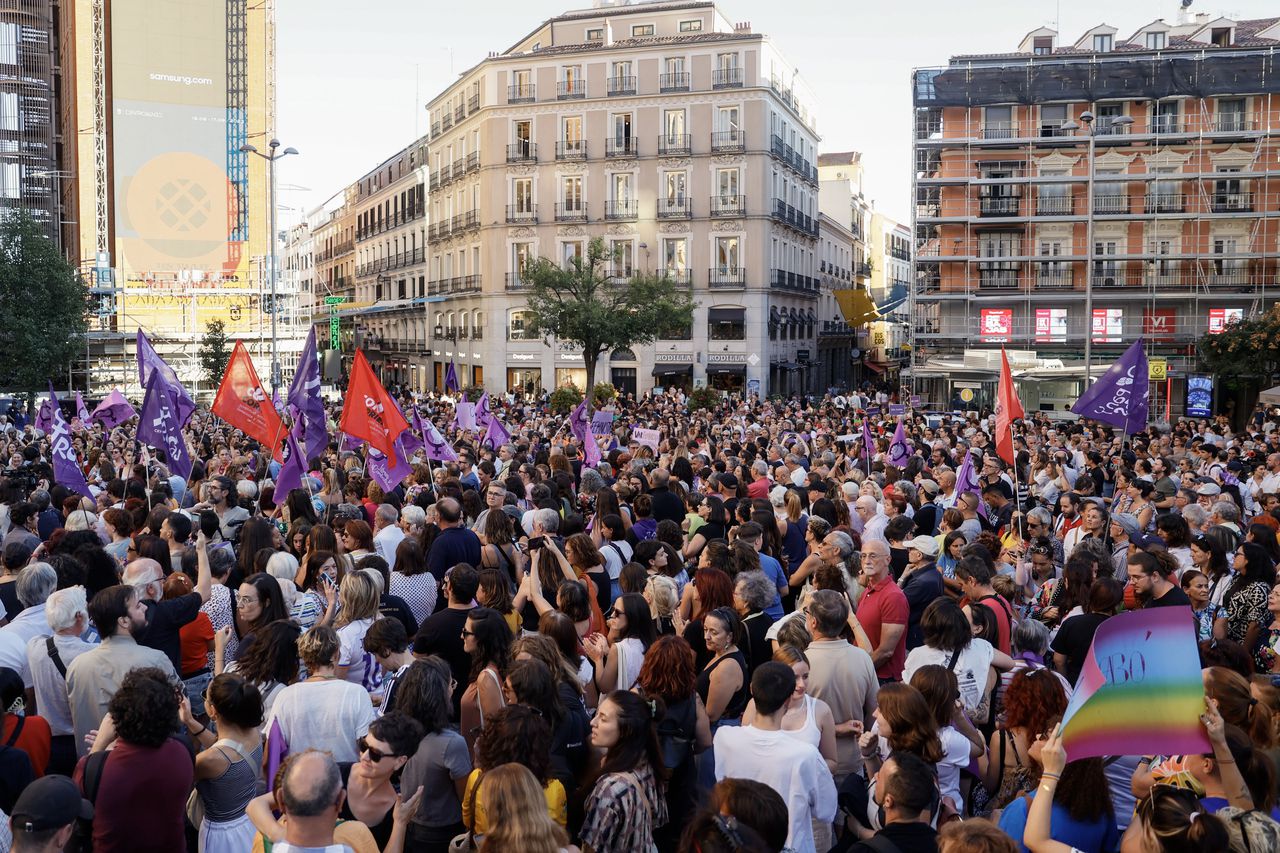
[507,367,542,394]
[709,318,745,340]
[555,368,587,390]
[707,370,745,392]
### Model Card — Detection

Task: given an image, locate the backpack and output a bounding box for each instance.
[655,695,697,770]
[1218,806,1280,853]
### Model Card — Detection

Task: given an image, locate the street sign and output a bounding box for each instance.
[329,315,340,349]
[1149,359,1167,381]
[323,296,349,305]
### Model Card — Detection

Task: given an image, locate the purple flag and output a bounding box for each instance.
[453,401,476,431]
[89,389,136,429]
[1071,339,1150,434]
[888,419,911,467]
[482,415,511,451]
[137,329,195,426]
[367,438,414,492]
[342,433,364,452]
[35,396,54,433]
[287,328,328,461]
[474,392,493,432]
[75,392,90,425]
[444,361,460,393]
[398,405,425,458]
[569,400,601,466]
[862,417,875,461]
[423,421,459,462]
[274,429,307,496]
[591,410,614,436]
[954,449,989,520]
[47,384,91,498]
[137,370,192,479]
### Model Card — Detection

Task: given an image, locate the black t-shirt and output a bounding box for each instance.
[1050,613,1109,686]
[378,594,418,636]
[412,606,472,717]
[850,822,939,853]
[137,593,202,674]
[0,582,21,622]
[1146,585,1192,609]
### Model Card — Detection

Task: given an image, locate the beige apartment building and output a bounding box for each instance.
[424,0,822,397]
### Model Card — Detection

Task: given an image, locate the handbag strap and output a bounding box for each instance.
[5,714,24,747]
[946,647,962,672]
[466,770,483,846]
[45,636,67,679]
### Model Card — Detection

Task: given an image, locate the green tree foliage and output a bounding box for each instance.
[549,384,583,413]
[591,382,617,407]
[198,319,231,389]
[522,238,695,390]
[688,386,720,411]
[0,211,88,392]
[1198,305,1280,382]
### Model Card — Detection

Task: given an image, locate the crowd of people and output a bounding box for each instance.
[1,382,1280,853]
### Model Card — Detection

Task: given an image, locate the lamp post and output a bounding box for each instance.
[1061,111,1132,383]
[239,139,298,397]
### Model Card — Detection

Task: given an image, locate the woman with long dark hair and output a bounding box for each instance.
[1223,542,1277,650]
[459,606,513,755]
[633,634,712,849]
[231,572,288,657]
[577,690,669,852]
[1192,533,1234,609]
[220,619,300,728]
[390,536,437,625]
[586,592,657,694]
[233,517,278,590]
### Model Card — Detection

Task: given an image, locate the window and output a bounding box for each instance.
[665,57,685,75]
[716,168,740,199]
[1211,27,1232,47]
[0,91,17,132]
[560,65,583,96]
[509,310,537,341]
[512,242,533,278]
[716,52,739,71]
[709,308,745,341]
[562,241,584,268]
[715,236,740,272]
[1039,104,1067,137]
[609,240,634,277]
[664,171,687,205]
[611,60,632,78]
[1150,167,1181,212]
[563,116,582,143]
[1217,98,1246,132]
[1092,34,1113,53]
[586,28,603,41]
[716,105,741,134]
[1095,102,1126,134]
[1145,31,1166,50]
[1033,36,1053,55]
[562,176,583,210]
[632,24,654,37]
[984,105,1013,138]
[0,23,16,65]
[663,109,686,141]
[1153,101,1179,134]
[663,238,688,274]
[679,19,702,32]
[512,178,533,213]
[611,173,633,204]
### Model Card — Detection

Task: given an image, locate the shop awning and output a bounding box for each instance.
[652,363,693,377]
[863,361,888,375]
[707,364,747,375]
[708,307,745,322]
[1260,385,1280,406]
[833,288,880,326]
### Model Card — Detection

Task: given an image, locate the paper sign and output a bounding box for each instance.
[888,404,906,416]
[633,428,661,451]
[591,410,614,435]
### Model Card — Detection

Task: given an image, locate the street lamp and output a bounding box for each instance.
[240,139,299,397]
[1062,111,1133,383]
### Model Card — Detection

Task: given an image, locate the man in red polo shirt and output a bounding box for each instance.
[850,537,908,683]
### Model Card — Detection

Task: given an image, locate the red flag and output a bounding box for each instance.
[212,341,285,459]
[995,348,1025,465]
[340,350,408,458]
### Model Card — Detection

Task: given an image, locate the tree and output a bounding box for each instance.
[523,238,695,391]
[0,211,88,393]
[198,319,231,390]
[1198,305,1280,383]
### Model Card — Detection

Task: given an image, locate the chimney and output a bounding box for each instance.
[734,21,751,34]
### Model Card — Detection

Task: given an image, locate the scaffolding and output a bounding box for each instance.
[909,46,1280,409]
[0,0,60,238]
[226,0,248,270]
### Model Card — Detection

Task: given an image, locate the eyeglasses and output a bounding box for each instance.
[357,737,398,763]
[236,597,260,608]
[460,629,475,637]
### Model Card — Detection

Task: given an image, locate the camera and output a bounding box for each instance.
[527,536,546,550]
[0,465,38,495]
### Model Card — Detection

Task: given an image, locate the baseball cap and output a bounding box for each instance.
[1196,483,1223,496]
[918,479,941,497]
[903,535,941,557]
[718,473,739,490]
[10,774,93,832]
[1111,513,1140,539]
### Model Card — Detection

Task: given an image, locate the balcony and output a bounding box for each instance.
[656,197,691,219]
[1034,269,1074,289]
[558,79,585,100]
[658,133,691,155]
[467,94,479,113]
[459,210,479,232]
[1214,114,1250,133]
[1093,194,1128,215]
[506,204,537,224]
[441,114,453,131]
[979,195,1020,217]
[855,262,872,278]
[659,72,690,92]
[709,267,746,289]
[712,67,743,89]
[1211,192,1252,213]
[506,142,537,163]
[1035,194,1073,216]
[607,75,636,96]
[771,269,817,294]
[604,199,638,220]
[711,129,745,152]
[508,83,536,104]
[1151,118,1186,136]
[662,269,692,287]
[978,268,1020,290]
[980,123,1017,140]
[554,202,587,222]
[453,105,464,123]
[1145,192,1185,214]
[555,140,587,161]
[459,274,481,294]
[1094,118,1131,137]
[605,137,639,158]
[710,194,746,217]
[505,273,532,292]
[465,152,479,173]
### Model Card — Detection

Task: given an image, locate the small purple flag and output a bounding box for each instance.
[47,384,91,498]
[35,396,55,433]
[569,400,601,467]
[89,388,136,429]
[453,401,476,432]
[954,449,989,520]
[444,361,460,393]
[1071,338,1150,434]
[137,370,192,479]
[75,392,90,425]
[423,421,459,462]
[137,329,195,426]
[482,415,511,451]
[342,433,364,452]
[398,405,425,458]
[474,392,493,433]
[274,429,307,497]
[862,417,875,461]
[368,438,414,492]
[888,418,911,467]
[287,328,328,461]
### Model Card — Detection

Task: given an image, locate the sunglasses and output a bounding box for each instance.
[357,737,398,763]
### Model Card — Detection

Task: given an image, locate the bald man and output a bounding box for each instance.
[270,750,381,851]
[121,534,211,673]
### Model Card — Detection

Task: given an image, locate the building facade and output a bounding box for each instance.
[866,213,911,381]
[424,0,821,397]
[817,152,879,385]
[1,0,61,244]
[814,212,856,393]
[912,14,1280,415]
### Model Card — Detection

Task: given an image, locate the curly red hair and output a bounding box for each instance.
[693,567,734,620]
[1002,668,1068,736]
[635,635,697,704]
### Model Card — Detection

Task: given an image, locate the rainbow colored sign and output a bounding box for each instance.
[1059,607,1210,761]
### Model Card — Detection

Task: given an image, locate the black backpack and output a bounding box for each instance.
[655,695,697,770]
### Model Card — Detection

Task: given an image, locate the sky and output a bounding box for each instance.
[277,0,1278,225]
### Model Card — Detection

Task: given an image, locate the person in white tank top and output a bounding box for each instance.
[740,647,838,774]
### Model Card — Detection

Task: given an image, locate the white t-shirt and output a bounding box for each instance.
[267,679,375,763]
[336,618,383,694]
[902,639,996,715]
[935,726,973,811]
[600,539,634,581]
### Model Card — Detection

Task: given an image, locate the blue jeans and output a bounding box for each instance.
[183,669,213,719]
